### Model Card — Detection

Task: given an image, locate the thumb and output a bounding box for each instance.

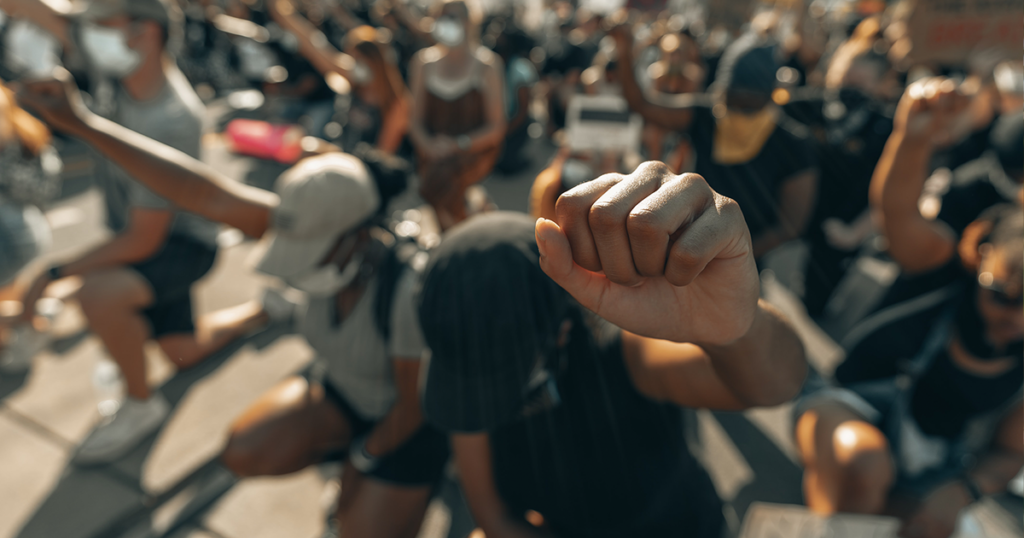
[536,218,610,313]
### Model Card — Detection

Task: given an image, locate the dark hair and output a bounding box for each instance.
[351,142,410,217]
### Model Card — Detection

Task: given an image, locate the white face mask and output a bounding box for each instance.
[81,23,141,78]
[432,17,465,48]
[286,252,364,296]
[351,61,372,85]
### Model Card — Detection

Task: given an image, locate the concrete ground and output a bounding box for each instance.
[1,115,1020,538]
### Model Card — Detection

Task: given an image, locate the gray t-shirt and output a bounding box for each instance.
[297,268,427,420]
[96,68,218,246]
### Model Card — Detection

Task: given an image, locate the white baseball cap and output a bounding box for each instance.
[250,153,380,278]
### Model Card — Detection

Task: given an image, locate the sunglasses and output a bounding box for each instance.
[979,273,1024,308]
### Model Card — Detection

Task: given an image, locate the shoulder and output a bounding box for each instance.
[474,46,504,72]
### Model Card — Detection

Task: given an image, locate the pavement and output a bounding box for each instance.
[1,112,1021,538]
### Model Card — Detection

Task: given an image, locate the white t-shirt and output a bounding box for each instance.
[297,267,426,420]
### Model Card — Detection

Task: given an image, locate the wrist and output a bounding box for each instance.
[348,435,379,473]
[892,130,933,152]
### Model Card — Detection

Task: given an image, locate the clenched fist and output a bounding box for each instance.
[536,161,759,346]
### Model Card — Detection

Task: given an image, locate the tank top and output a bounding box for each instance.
[489,316,724,538]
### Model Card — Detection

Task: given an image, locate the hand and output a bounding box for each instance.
[536,161,759,345]
[607,20,633,51]
[893,77,971,147]
[14,68,92,136]
[899,481,971,538]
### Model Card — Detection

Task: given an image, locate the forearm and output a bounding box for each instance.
[871,132,931,224]
[701,300,807,407]
[616,39,693,131]
[870,132,955,271]
[74,115,275,238]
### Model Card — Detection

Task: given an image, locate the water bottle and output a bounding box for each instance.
[92,358,125,418]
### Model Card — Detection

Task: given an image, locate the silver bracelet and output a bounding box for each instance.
[348,435,378,473]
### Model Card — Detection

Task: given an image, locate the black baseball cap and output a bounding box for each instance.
[418,212,570,432]
[713,34,778,98]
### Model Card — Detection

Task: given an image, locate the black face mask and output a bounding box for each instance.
[957,284,1024,360]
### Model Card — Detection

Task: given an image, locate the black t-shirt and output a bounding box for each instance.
[839,283,1023,440]
[688,106,816,240]
[489,316,723,538]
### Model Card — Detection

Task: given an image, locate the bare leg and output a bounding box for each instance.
[222,376,352,477]
[158,300,269,369]
[336,473,434,538]
[796,402,895,515]
[76,269,156,401]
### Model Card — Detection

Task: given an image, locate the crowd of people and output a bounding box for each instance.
[0,0,1020,537]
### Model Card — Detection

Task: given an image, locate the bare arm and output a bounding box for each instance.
[17,73,277,239]
[751,169,818,259]
[266,0,358,83]
[452,434,557,538]
[376,94,410,155]
[363,359,426,457]
[625,299,807,410]
[869,79,966,274]
[612,27,696,132]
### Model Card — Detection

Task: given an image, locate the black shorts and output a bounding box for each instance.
[131,235,217,338]
[305,361,450,487]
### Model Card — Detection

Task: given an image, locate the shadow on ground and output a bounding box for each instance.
[13,322,292,538]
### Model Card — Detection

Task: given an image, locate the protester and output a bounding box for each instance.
[868,78,1023,311]
[641,30,704,171]
[782,16,896,316]
[417,163,808,537]
[614,27,818,260]
[18,68,448,538]
[0,80,62,371]
[2,0,247,465]
[795,204,1023,538]
[408,0,505,231]
[268,0,411,155]
[490,17,536,174]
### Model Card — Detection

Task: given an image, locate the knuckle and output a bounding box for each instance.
[633,160,674,182]
[626,209,663,242]
[588,202,622,233]
[670,243,704,271]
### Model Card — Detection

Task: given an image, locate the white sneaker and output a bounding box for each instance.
[0,324,52,373]
[73,393,170,465]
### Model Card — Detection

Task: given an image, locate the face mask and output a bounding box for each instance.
[286,251,364,296]
[80,23,141,78]
[432,17,465,48]
[351,61,372,85]
[712,106,778,165]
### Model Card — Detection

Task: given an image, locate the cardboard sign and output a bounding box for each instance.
[905,0,1023,65]
[565,94,643,152]
[740,503,900,538]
